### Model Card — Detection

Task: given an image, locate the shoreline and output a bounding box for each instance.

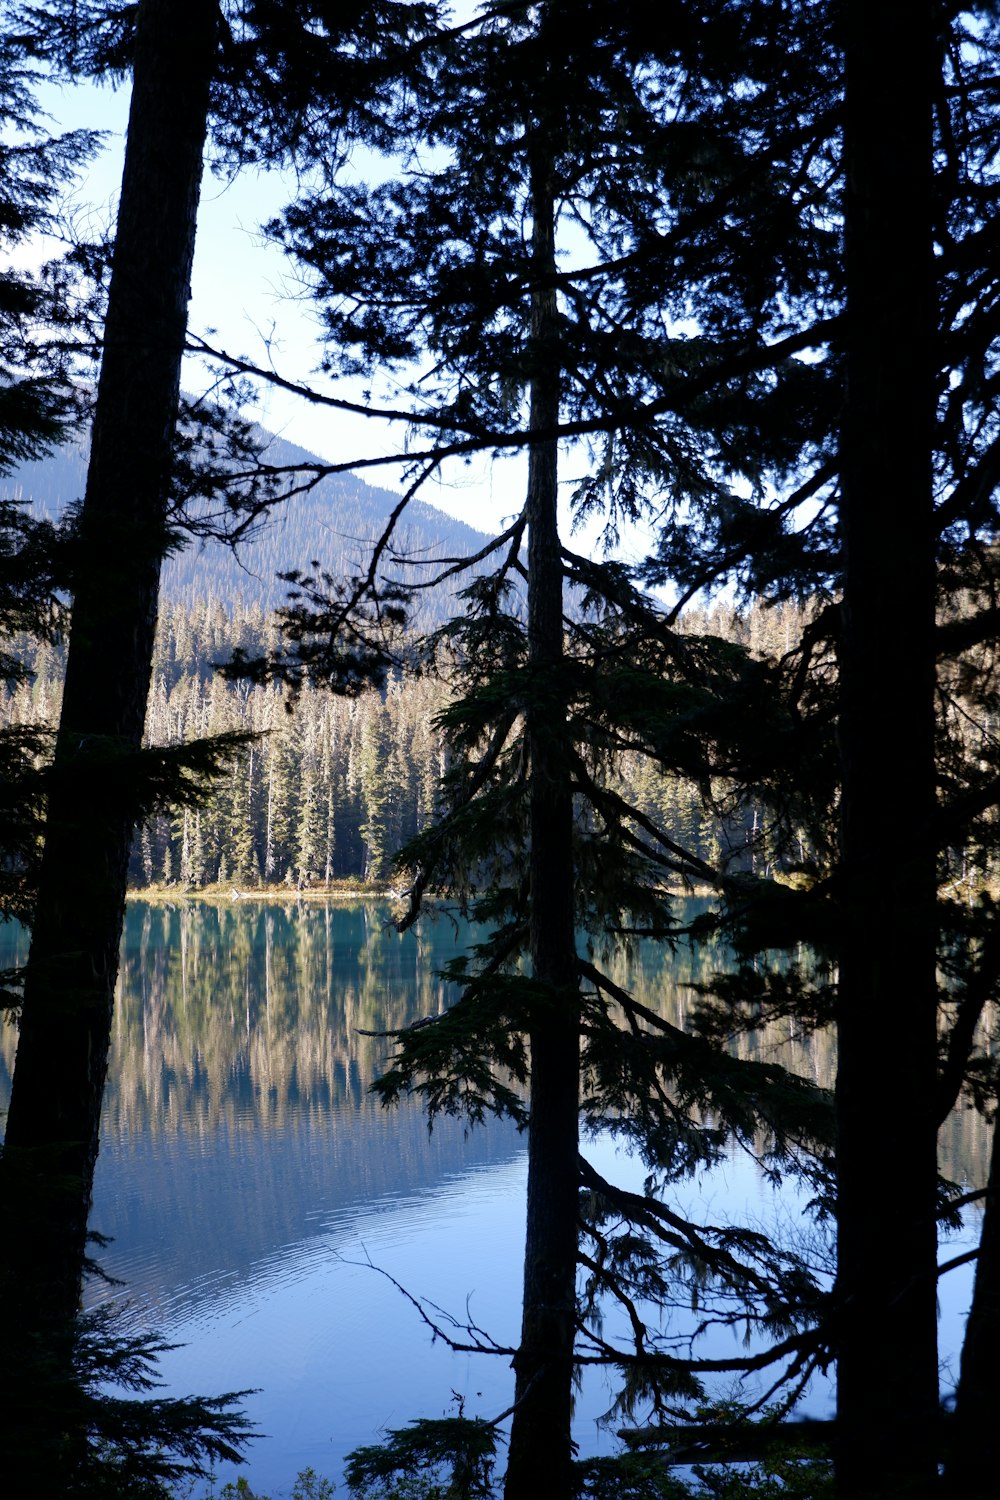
[126,881,398,904]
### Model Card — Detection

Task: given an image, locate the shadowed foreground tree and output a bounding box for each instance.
[233,6,844,1496]
[233,5,1000,1497]
[638,5,1000,1496]
[834,2,938,1494]
[502,95,579,1499]
[0,1,243,1486]
[0,6,262,1492]
[1,0,220,1326]
[0,0,455,1487]
[0,29,94,923]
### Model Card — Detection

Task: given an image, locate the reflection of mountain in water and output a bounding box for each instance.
[1,897,995,1330]
[91,900,525,1317]
[93,1091,524,1323]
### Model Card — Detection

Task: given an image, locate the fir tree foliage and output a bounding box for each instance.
[0,27,100,920]
[0,3,260,1491]
[345,1414,498,1500]
[223,2,1000,1491]
[4,1305,255,1499]
[10,0,1000,1492]
[0,29,98,466]
[235,5,853,1484]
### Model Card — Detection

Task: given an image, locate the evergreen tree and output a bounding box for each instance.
[1,0,222,1346]
[0,29,94,922]
[230,6,1000,1495]
[0,31,94,471]
[0,5,265,1489]
[246,6,847,1493]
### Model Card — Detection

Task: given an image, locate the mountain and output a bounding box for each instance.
[3,428,496,624]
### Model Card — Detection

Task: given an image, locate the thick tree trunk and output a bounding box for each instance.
[504,136,580,1500]
[1,0,217,1340]
[835,4,939,1496]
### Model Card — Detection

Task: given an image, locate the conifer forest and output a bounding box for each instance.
[3,3,1000,1499]
[5,598,804,891]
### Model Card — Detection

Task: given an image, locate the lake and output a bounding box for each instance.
[0,899,990,1497]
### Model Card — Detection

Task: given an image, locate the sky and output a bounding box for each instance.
[32,70,547,545]
[30,55,668,568]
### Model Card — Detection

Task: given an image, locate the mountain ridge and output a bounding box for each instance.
[4,426,495,622]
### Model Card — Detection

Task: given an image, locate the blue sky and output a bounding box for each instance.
[29,64,661,566]
[31,71,529,539]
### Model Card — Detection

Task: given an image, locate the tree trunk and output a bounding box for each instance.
[1,0,218,1337]
[835,4,939,1495]
[504,130,580,1500]
[946,1121,1000,1496]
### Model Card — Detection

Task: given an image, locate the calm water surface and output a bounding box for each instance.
[0,900,989,1496]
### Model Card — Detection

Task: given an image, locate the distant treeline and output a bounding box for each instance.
[1,596,824,891]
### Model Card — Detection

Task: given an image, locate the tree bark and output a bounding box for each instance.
[1,0,218,1331]
[504,124,581,1500]
[835,4,939,1495]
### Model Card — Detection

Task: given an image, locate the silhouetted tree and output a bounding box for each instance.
[244,8,845,1496]
[0,1,224,1481]
[0,28,95,921]
[834,4,938,1493]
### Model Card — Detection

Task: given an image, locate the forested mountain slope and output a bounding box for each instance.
[5,434,992,894]
[3,597,807,891]
[4,427,494,623]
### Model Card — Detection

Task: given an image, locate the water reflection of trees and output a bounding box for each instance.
[105,901,468,1137]
[3,899,993,1188]
[599,927,995,1195]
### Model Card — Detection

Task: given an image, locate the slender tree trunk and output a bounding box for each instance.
[835,4,939,1495]
[504,125,580,1500]
[946,1121,1000,1496]
[1,0,218,1335]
